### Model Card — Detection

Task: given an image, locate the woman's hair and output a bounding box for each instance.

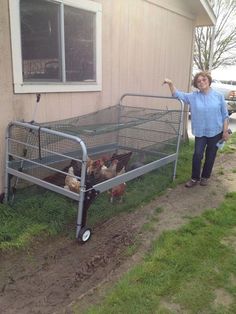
[193,71,212,88]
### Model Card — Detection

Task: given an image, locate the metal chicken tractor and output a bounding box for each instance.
[5,94,184,243]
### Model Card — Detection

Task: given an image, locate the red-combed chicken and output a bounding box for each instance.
[109,182,126,203]
[86,155,112,175]
[64,166,81,193]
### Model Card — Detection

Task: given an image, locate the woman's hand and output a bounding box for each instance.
[222,129,231,141]
[162,78,176,95]
[162,78,173,85]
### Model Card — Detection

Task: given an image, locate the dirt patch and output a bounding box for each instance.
[159,299,183,313]
[0,152,236,314]
[214,288,234,308]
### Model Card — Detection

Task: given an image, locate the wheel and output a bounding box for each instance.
[78,226,92,243]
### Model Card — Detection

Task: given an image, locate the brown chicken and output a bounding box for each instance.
[100,159,119,181]
[86,157,105,172]
[86,154,129,184]
[86,155,112,174]
[109,182,126,203]
[64,166,81,193]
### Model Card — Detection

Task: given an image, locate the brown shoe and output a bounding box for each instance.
[185,179,198,188]
[200,178,208,186]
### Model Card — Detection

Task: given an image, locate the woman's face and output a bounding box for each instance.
[196,75,210,92]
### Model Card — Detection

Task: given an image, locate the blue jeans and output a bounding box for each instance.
[192,132,222,180]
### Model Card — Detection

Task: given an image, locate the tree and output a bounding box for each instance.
[193,0,236,71]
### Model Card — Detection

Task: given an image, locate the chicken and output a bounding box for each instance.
[64,167,81,193]
[100,159,119,180]
[86,155,112,174]
[108,160,127,203]
[70,159,82,176]
[44,159,82,188]
[100,154,112,167]
[86,157,94,173]
[110,151,132,172]
[117,166,126,176]
[109,182,126,203]
[86,154,128,184]
[86,158,104,184]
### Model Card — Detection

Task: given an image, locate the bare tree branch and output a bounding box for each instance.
[193,0,236,71]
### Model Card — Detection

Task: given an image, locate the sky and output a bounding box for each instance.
[212,65,236,81]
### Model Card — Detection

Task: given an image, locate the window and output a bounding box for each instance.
[10,0,102,93]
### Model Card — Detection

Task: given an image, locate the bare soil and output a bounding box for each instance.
[0,152,236,314]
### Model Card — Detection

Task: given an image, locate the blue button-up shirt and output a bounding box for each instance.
[174,88,229,137]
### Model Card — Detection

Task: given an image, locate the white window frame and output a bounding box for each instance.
[9,0,102,94]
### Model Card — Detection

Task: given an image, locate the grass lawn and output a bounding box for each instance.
[84,192,236,314]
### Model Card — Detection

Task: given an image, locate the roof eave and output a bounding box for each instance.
[195,0,216,27]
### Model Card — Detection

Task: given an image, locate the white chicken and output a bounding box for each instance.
[64,167,81,193]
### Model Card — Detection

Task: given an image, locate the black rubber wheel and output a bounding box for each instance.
[78,227,92,243]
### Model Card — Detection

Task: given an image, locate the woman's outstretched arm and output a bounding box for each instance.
[163,78,177,96]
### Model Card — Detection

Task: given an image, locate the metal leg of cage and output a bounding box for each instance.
[4,125,11,203]
[75,147,100,243]
[173,99,184,180]
[7,96,41,202]
[76,187,100,243]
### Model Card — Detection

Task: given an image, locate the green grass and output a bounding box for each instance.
[0,189,76,250]
[219,131,236,154]
[171,140,194,186]
[84,192,236,314]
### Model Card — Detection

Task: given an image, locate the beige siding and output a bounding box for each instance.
[0,0,197,191]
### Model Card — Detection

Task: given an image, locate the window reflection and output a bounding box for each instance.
[64,6,96,82]
[20,0,96,83]
[21,0,61,81]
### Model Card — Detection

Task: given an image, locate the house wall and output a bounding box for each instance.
[0,0,196,192]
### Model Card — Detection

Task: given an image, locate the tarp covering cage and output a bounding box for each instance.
[5,94,184,242]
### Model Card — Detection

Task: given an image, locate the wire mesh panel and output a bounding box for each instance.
[118,106,182,158]
[6,122,88,201]
[40,106,121,155]
[8,125,81,181]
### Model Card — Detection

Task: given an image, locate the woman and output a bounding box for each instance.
[163,71,230,187]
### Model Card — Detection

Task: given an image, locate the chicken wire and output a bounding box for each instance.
[39,101,182,162]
